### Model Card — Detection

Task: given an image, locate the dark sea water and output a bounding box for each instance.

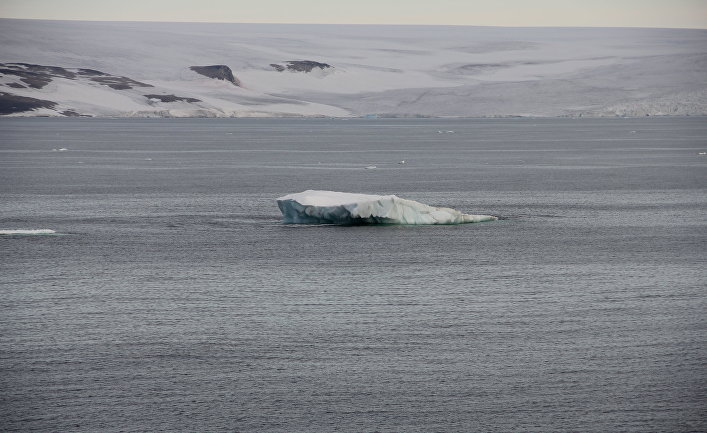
[1,117,705,432]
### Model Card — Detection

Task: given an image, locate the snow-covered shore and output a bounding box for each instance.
[1,19,705,118]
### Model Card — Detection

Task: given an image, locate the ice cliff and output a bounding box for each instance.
[277,190,497,225]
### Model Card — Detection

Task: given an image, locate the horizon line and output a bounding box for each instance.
[1,17,706,31]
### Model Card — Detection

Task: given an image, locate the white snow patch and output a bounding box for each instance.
[0,229,57,235]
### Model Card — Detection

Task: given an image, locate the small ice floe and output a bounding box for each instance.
[630,130,637,134]
[365,165,377,170]
[437,130,455,134]
[398,160,406,164]
[446,130,455,133]
[58,148,68,152]
[698,152,706,155]
[0,229,57,235]
[144,158,153,161]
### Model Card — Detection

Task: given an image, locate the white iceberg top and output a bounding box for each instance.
[277,190,497,225]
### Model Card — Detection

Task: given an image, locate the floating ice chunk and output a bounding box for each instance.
[0,229,57,235]
[365,165,377,169]
[277,190,497,225]
[398,160,406,164]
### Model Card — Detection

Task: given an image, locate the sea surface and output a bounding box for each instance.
[1,117,705,433]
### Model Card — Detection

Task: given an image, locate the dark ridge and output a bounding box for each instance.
[285,60,331,72]
[0,92,56,114]
[144,94,201,103]
[89,76,153,90]
[269,63,285,72]
[7,63,77,79]
[77,68,109,76]
[61,110,80,117]
[6,82,26,89]
[0,63,78,88]
[0,63,151,91]
[0,67,53,89]
[190,65,241,86]
[459,63,506,72]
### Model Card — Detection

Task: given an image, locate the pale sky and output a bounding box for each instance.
[1,0,706,28]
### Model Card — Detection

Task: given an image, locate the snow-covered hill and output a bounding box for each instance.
[1,19,705,117]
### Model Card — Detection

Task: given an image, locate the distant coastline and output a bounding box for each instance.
[2,19,706,118]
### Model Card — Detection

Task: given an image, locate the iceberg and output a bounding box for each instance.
[277,190,497,225]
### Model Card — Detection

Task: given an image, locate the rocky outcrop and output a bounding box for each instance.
[0,91,56,114]
[88,75,153,90]
[144,94,201,103]
[270,60,331,73]
[76,68,109,76]
[0,63,72,89]
[0,63,153,90]
[189,65,241,86]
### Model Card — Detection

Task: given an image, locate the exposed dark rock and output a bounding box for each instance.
[459,63,505,72]
[17,72,51,88]
[273,60,332,73]
[0,63,78,89]
[0,92,56,114]
[0,67,53,89]
[0,63,151,90]
[61,110,80,117]
[144,94,201,103]
[9,63,76,79]
[77,68,109,76]
[7,82,26,89]
[190,65,241,86]
[89,75,153,90]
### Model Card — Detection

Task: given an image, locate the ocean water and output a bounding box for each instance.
[0,117,705,432]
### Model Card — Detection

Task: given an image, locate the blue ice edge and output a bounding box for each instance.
[277,190,498,225]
